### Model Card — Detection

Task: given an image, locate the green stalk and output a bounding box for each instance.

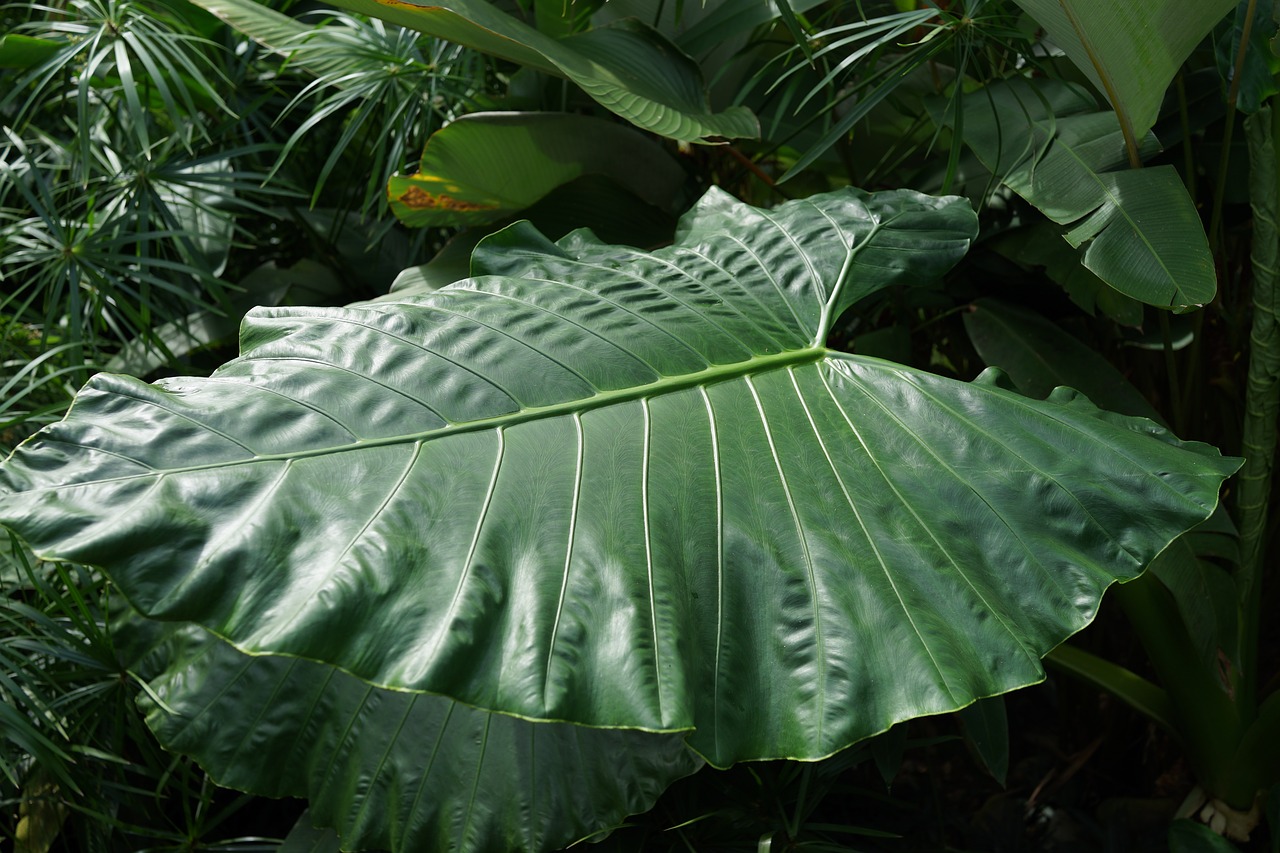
[1227,689,1280,798]
[1159,311,1185,436]
[1177,73,1205,427]
[1177,73,1194,196]
[1209,0,1259,252]
[1113,573,1245,805]
[1237,103,1280,715]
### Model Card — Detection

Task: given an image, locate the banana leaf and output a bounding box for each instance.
[1010,0,1236,151]
[954,78,1215,310]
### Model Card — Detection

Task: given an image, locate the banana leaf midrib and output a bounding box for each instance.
[26,346,833,489]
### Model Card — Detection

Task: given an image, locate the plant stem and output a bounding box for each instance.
[724,146,795,200]
[1113,571,1245,805]
[1227,688,1280,798]
[1177,72,1194,195]
[1159,311,1185,435]
[1209,0,1258,253]
[1236,103,1280,715]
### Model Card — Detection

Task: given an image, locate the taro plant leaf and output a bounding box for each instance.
[278,0,757,143]
[1009,0,1237,156]
[387,112,685,228]
[0,187,1239,776]
[279,812,343,853]
[956,78,1216,310]
[962,298,1242,675]
[144,625,702,853]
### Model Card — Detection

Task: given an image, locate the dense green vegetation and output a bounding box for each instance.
[1,0,1277,850]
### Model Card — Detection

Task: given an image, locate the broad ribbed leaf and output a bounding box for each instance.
[144,625,701,852]
[0,187,1238,777]
[962,298,1241,677]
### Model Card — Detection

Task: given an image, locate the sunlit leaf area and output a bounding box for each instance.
[1,0,1277,850]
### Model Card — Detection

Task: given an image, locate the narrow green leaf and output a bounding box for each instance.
[869,723,907,788]
[1148,535,1242,679]
[771,0,813,62]
[1045,643,1176,734]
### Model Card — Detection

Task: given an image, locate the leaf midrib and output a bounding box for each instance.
[40,347,830,489]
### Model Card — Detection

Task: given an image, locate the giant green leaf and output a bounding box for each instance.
[962,298,1241,676]
[0,188,1238,779]
[144,625,701,852]
[1010,0,1236,153]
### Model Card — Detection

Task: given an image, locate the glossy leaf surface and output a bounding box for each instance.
[145,626,701,852]
[963,298,1242,678]
[0,187,1238,775]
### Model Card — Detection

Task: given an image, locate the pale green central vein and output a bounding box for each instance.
[1055,0,1140,167]
[38,347,830,489]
